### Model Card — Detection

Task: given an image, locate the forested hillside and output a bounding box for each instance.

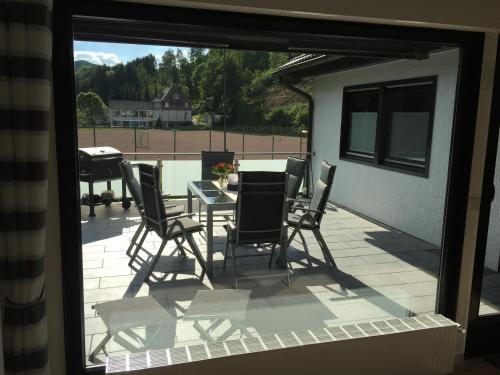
[75,49,310,132]
[74,60,98,71]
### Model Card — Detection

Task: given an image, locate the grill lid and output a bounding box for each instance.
[79,146,122,157]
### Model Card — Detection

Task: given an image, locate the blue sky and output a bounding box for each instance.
[73,41,190,65]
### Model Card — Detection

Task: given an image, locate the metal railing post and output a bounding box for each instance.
[242,127,245,160]
[209,129,212,151]
[93,124,96,147]
[157,157,163,191]
[134,127,137,160]
[223,50,227,152]
[272,128,275,160]
[173,129,177,160]
[299,130,303,158]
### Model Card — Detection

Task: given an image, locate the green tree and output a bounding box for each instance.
[177,50,199,102]
[189,48,207,63]
[265,107,293,128]
[76,91,109,127]
[159,50,180,86]
[195,50,247,121]
[74,48,303,133]
[269,52,291,70]
[289,103,308,130]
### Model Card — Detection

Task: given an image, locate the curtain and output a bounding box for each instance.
[0,0,52,373]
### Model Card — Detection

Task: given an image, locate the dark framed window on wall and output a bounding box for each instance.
[340,76,437,176]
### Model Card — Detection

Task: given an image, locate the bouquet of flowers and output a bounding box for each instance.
[211,162,235,187]
[211,162,235,177]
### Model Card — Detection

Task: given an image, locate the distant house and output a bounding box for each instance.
[152,86,192,128]
[108,100,154,128]
[109,85,192,129]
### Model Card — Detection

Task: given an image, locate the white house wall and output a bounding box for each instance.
[312,49,459,246]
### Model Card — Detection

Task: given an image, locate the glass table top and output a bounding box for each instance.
[189,181,236,205]
[191,181,219,190]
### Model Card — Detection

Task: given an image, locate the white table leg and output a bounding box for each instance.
[187,187,193,213]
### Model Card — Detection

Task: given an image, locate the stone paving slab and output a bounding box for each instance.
[79,201,500,364]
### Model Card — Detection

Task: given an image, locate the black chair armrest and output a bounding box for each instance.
[286,197,310,204]
[223,215,237,232]
[288,198,312,214]
[296,207,325,215]
[161,213,195,224]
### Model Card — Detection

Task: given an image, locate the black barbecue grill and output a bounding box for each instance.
[79,147,131,217]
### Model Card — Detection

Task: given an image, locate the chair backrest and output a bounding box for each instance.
[138,164,167,237]
[201,151,235,180]
[309,161,336,224]
[235,171,287,245]
[285,156,307,200]
[119,160,142,209]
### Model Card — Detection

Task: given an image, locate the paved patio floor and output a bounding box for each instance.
[80,200,464,363]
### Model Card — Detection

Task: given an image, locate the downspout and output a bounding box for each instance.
[280,77,314,195]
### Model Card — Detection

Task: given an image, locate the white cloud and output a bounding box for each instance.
[154,54,163,63]
[74,51,121,66]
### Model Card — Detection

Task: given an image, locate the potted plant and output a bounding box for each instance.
[211,162,235,188]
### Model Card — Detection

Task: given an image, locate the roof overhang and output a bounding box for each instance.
[274,55,388,84]
[273,42,446,84]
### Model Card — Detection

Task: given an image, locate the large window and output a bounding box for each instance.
[340,76,437,176]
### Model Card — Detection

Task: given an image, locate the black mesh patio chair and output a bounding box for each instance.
[285,156,307,208]
[130,164,207,284]
[201,151,235,180]
[119,160,184,260]
[285,161,337,270]
[199,150,235,222]
[223,171,289,287]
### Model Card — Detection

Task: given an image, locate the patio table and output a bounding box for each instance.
[187,181,237,277]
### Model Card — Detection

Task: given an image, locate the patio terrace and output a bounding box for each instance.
[80,199,466,364]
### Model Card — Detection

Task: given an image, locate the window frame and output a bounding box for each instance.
[53,2,484,373]
[340,76,438,177]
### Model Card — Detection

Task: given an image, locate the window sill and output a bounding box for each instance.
[339,155,429,178]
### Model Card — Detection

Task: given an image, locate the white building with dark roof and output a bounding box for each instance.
[109,85,192,129]
[275,49,458,250]
[109,100,154,128]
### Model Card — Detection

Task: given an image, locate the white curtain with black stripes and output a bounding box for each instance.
[0,0,52,374]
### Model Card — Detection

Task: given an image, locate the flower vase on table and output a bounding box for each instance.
[218,175,227,188]
[211,162,235,189]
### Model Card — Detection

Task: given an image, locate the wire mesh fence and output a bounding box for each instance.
[77,126,307,160]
